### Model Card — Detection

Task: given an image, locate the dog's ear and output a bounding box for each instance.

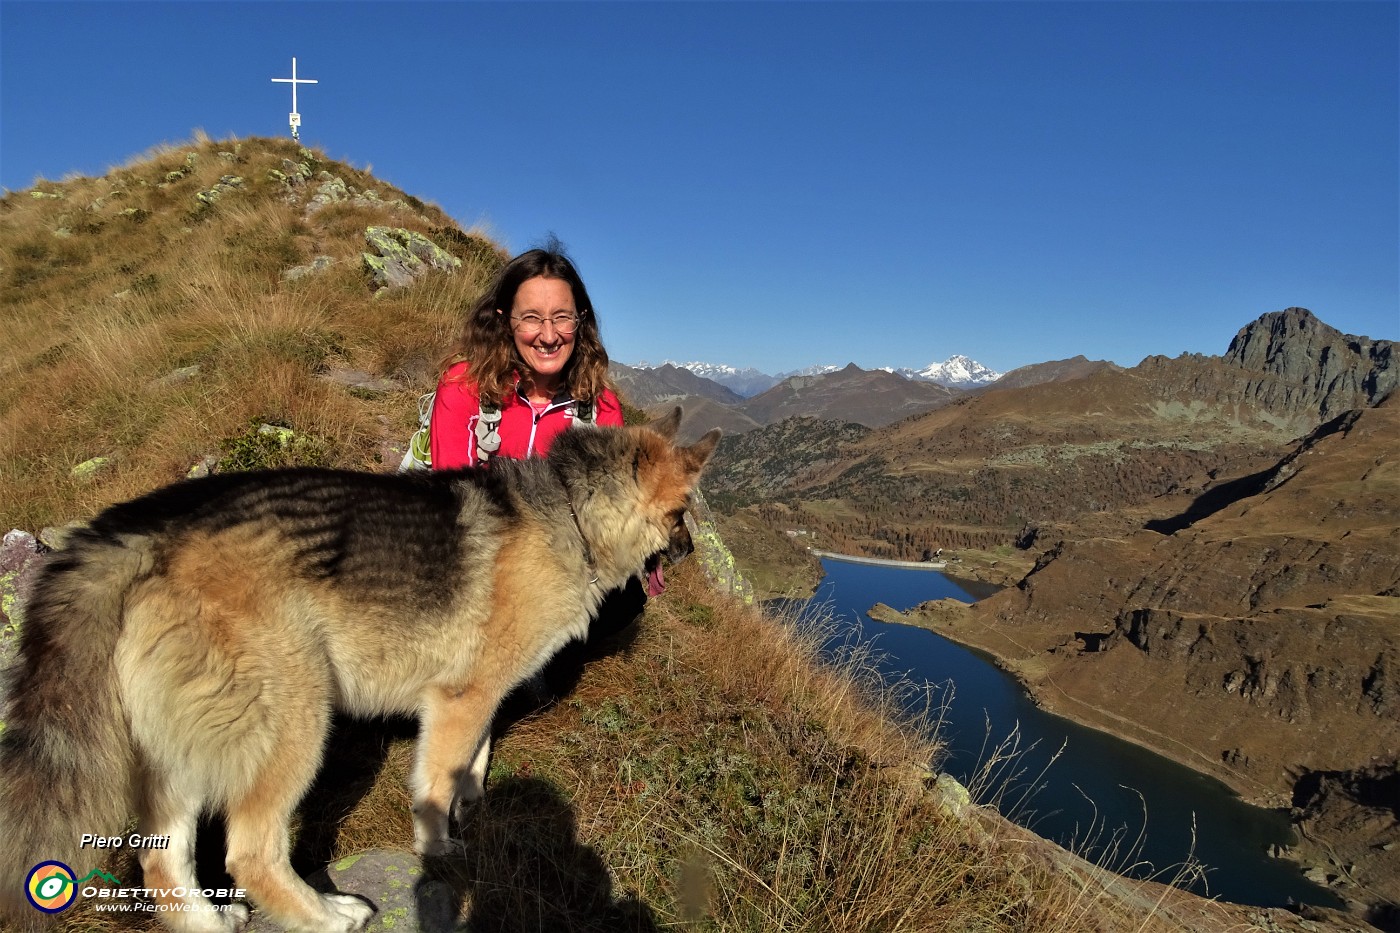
[650,406,683,441]
[681,428,721,475]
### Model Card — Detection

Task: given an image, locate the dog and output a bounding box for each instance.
[0,408,718,932]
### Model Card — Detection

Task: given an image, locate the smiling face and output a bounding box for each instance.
[506,276,577,398]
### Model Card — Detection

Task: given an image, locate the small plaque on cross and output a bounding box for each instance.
[271,58,318,140]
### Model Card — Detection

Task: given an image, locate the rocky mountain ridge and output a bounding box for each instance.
[1221,307,1396,423]
[987,354,1122,391]
[634,360,779,397]
[700,308,1394,557]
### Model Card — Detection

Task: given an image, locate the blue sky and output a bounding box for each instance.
[3,1,1396,375]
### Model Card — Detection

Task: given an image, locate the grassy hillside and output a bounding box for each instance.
[0,136,1342,932]
[1,132,502,530]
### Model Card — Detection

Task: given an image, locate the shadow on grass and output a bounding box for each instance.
[292,714,417,874]
[421,776,658,933]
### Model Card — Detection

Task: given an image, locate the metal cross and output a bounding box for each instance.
[271,57,319,140]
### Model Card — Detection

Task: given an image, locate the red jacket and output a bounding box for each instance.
[429,361,623,469]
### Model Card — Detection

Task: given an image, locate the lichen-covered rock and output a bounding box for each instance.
[38,522,87,551]
[279,158,313,185]
[148,364,202,389]
[258,424,296,446]
[187,455,219,479]
[283,255,337,282]
[308,175,350,210]
[1,530,44,668]
[242,849,454,933]
[70,456,111,481]
[319,368,400,394]
[361,226,461,295]
[195,175,245,208]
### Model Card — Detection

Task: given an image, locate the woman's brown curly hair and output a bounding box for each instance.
[439,239,613,406]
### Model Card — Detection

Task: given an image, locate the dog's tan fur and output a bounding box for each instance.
[0,410,717,932]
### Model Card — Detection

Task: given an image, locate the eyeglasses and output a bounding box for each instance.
[509,312,581,335]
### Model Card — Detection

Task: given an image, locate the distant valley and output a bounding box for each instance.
[672,306,1398,923]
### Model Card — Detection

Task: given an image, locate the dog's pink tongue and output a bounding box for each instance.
[646,563,666,597]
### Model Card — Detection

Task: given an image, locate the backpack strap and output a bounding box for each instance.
[397,391,436,472]
[474,401,503,464]
[404,388,594,473]
[573,398,596,426]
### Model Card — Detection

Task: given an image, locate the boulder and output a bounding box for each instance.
[0,530,44,666]
[362,227,461,295]
[283,255,337,282]
[242,849,456,933]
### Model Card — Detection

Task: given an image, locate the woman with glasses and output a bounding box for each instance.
[427,241,641,710]
[429,241,623,468]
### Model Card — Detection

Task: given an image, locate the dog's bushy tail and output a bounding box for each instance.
[0,530,148,927]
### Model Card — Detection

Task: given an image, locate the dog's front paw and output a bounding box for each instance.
[169,899,250,933]
[451,790,482,827]
[414,835,464,858]
[223,902,251,931]
[301,893,374,932]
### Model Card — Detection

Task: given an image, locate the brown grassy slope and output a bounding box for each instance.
[0,134,503,530]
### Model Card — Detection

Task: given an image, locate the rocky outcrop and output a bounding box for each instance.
[194,174,244,208]
[1223,307,1395,423]
[0,530,43,669]
[362,226,461,294]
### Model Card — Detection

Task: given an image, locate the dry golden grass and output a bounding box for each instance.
[0,133,501,530]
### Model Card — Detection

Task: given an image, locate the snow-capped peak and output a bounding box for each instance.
[630,356,1000,394]
[898,355,1003,387]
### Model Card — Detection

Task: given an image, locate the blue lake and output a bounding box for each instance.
[797,557,1341,910]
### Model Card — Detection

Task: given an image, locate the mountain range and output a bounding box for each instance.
[698,307,1393,549]
[633,354,1004,397]
[616,352,1114,444]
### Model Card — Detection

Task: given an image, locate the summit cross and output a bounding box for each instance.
[270,57,318,140]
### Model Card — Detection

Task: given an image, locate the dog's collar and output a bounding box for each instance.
[551,463,599,586]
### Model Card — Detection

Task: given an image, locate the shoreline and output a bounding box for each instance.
[865,601,1394,922]
[867,601,1287,806]
[810,549,948,571]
